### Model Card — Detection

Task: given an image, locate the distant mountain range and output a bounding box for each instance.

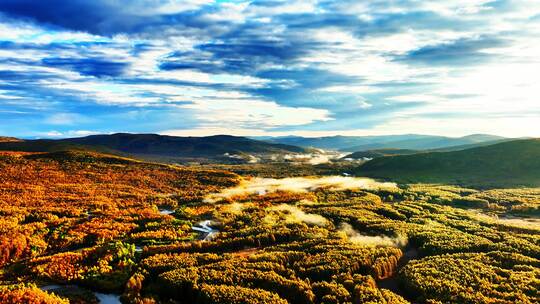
[355,139,540,187]
[260,134,510,152]
[2,133,539,187]
[0,133,307,163]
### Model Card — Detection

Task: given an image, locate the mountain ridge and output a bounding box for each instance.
[0,133,308,163]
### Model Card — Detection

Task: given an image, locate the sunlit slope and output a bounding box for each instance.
[0,136,23,142]
[356,139,540,187]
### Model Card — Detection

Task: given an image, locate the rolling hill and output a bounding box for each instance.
[0,133,308,163]
[262,134,507,152]
[0,136,22,142]
[355,139,540,187]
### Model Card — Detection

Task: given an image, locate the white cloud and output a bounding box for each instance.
[45,113,88,125]
[373,115,540,138]
[332,0,496,16]
[0,21,106,45]
[387,94,445,103]
[318,85,381,94]
[96,0,216,17]
[40,78,160,106]
[203,1,249,22]
[358,98,372,109]
[246,0,319,16]
[179,97,331,128]
[39,130,99,138]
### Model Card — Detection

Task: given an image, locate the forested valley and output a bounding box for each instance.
[0,151,538,304]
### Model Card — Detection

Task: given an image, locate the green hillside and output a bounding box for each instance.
[343,149,419,159]
[343,139,516,160]
[356,139,540,188]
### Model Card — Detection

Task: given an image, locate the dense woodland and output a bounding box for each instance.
[0,151,538,303]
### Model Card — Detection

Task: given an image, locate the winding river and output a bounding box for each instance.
[158,208,175,215]
[41,285,121,304]
[39,219,215,303]
[192,220,218,240]
[377,246,419,303]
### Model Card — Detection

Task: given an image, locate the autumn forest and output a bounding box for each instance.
[0,149,538,304]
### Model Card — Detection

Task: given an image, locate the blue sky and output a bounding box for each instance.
[0,0,539,138]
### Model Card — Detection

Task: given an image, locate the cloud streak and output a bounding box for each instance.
[266,204,329,227]
[339,223,408,247]
[204,176,397,202]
